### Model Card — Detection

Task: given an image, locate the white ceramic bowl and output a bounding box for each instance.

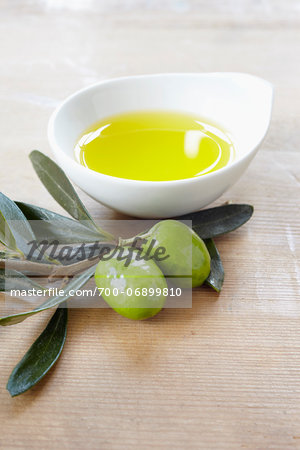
[48,73,273,218]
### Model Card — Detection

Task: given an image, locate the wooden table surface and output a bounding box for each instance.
[1,1,300,449]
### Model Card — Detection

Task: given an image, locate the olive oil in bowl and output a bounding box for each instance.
[75,110,235,181]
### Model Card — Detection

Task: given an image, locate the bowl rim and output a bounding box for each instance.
[48,71,274,186]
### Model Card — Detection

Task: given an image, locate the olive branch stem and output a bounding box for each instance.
[1,255,102,279]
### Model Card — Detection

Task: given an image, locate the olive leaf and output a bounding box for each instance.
[0,264,96,326]
[0,192,36,256]
[0,211,18,251]
[16,201,111,244]
[0,268,45,293]
[7,305,68,397]
[176,204,253,239]
[29,151,114,242]
[204,238,224,292]
[29,151,94,224]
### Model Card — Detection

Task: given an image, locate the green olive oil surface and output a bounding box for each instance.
[75,110,235,181]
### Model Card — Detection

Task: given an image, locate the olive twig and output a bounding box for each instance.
[0,259,57,276]
[0,255,99,279]
[118,230,152,248]
[118,237,136,247]
[48,257,100,280]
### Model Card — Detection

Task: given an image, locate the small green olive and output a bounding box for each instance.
[95,248,167,320]
[139,220,211,288]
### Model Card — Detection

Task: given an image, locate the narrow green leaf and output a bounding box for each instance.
[29,150,93,224]
[0,192,35,255]
[29,151,114,242]
[204,238,224,292]
[0,210,18,251]
[176,204,254,239]
[0,264,96,326]
[16,201,110,244]
[0,268,45,292]
[7,305,68,397]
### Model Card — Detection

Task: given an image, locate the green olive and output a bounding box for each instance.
[139,220,211,288]
[94,248,167,320]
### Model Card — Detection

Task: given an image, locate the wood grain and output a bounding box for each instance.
[0,1,299,449]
